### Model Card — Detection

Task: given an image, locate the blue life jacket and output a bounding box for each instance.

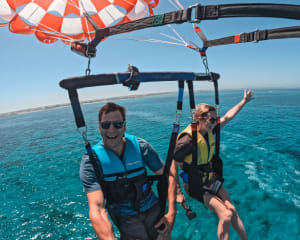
[92,134,151,210]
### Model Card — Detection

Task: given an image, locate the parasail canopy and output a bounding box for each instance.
[0,0,159,44]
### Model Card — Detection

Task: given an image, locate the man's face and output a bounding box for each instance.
[99,110,126,150]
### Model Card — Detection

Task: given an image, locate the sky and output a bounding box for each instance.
[1,0,300,114]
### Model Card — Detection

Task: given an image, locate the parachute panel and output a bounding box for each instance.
[0,0,15,23]
[127,0,148,21]
[19,3,47,26]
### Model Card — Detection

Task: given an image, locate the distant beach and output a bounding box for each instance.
[0,91,177,118]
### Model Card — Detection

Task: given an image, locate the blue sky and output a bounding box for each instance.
[1,0,300,114]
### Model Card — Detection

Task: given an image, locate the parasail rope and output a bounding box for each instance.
[33,27,75,42]
[168,0,180,10]
[79,0,93,41]
[114,37,186,46]
[148,28,187,44]
[66,0,82,12]
[167,24,187,45]
[169,0,184,10]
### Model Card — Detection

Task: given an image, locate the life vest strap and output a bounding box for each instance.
[84,143,108,198]
[104,173,152,207]
[103,166,145,179]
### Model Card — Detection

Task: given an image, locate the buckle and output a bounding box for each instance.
[189,4,201,23]
[252,29,260,43]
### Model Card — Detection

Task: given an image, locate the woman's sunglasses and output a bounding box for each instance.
[100,121,125,129]
[199,117,217,124]
[208,117,217,124]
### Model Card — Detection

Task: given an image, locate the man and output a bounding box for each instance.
[80,102,176,240]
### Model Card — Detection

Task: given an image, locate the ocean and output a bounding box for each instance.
[0,89,299,240]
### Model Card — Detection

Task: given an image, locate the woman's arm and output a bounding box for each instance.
[220,89,253,128]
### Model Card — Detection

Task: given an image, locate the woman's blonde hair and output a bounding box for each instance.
[195,103,216,119]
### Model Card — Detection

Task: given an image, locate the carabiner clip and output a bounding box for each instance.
[85,57,91,76]
[77,126,88,145]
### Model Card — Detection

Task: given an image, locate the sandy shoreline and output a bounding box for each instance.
[0,91,177,118]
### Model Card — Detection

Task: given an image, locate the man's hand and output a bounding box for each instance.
[154,212,176,240]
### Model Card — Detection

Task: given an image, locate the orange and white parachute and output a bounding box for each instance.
[0,0,159,44]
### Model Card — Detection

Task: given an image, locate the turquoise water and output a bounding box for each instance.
[1,89,299,239]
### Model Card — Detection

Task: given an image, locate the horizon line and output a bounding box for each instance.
[1,87,299,117]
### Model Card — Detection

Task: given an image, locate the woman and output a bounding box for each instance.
[174,90,253,240]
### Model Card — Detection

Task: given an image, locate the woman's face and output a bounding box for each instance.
[198,110,217,133]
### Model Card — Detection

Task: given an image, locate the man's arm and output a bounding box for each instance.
[86,190,116,240]
[220,89,253,128]
[80,155,116,240]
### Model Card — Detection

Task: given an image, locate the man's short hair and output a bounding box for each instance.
[98,102,126,122]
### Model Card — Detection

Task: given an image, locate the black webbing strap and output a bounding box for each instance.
[91,8,192,46]
[157,122,180,218]
[213,77,220,157]
[67,88,108,194]
[177,81,184,110]
[187,81,196,111]
[85,142,107,198]
[212,74,223,177]
[195,4,300,20]
[68,89,86,128]
[103,166,144,178]
[204,26,300,47]
[157,80,184,218]
[82,12,101,32]
[90,4,300,46]
[186,81,198,167]
[191,121,198,167]
[164,123,180,178]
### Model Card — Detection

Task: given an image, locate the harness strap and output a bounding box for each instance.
[157,80,184,218]
[103,166,145,178]
[195,4,300,20]
[204,26,300,47]
[91,8,192,45]
[186,81,198,167]
[186,81,196,111]
[213,76,220,157]
[177,81,184,111]
[68,89,86,128]
[85,143,107,198]
[89,4,300,48]
[192,23,208,42]
[212,75,223,177]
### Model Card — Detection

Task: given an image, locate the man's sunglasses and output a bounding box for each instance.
[100,121,125,129]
